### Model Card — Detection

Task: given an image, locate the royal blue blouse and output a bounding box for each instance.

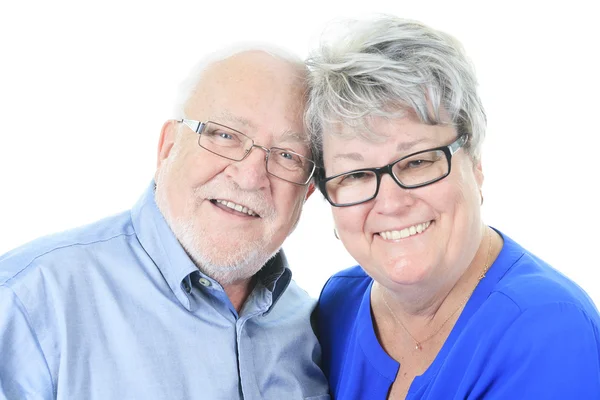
[316,230,600,399]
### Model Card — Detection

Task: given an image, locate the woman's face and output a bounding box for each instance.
[322,114,484,288]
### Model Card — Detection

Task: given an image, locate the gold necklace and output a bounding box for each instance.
[381,229,493,351]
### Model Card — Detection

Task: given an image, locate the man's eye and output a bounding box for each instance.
[218,132,234,140]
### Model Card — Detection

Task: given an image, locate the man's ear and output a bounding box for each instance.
[156,120,178,169]
[304,182,316,202]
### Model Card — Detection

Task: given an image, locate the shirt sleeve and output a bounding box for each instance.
[0,285,54,400]
[476,301,600,399]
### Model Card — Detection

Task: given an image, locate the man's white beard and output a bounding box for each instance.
[163,209,278,285]
[154,152,280,286]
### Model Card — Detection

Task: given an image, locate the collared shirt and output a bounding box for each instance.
[0,182,330,400]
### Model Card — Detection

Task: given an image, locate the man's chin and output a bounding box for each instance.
[189,248,270,285]
[160,205,277,284]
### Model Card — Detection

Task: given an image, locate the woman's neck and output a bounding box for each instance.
[372,227,498,336]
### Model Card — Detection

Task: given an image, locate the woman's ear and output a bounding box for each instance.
[473,158,484,204]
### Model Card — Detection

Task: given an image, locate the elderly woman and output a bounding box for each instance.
[306,16,600,399]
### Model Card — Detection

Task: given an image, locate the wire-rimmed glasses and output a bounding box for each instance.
[178,119,316,185]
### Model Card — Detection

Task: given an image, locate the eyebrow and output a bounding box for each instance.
[332,153,364,162]
[396,138,428,152]
[279,130,309,145]
[332,138,430,162]
[214,110,308,146]
[215,110,257,130]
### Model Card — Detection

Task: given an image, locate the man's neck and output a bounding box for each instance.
[223,276,257,313]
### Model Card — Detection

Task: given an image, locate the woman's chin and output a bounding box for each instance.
[367,257,434,286]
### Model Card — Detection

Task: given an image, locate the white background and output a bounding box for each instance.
[1,1,598,304]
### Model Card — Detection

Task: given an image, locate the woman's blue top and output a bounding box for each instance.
[316,231,600,399]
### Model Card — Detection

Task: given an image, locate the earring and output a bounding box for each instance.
[334,228,340,240]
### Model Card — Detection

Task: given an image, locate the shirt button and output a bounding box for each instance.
[182,281,191,293]
[198,277,211,287]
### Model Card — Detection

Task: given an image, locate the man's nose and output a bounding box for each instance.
[227,145,270,190]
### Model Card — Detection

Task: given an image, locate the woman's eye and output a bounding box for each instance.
[350,172,367,179]
[407,160,426,168]
[339,172,369,184]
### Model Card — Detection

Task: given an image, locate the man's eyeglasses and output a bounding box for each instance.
[178,119,316,185]
[319,135,467,207]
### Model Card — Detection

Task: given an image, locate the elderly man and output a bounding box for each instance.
[0,48,329,399]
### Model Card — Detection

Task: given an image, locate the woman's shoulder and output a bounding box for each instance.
[319,265,372,301]
[326,264,370,282]
[316,265,372,326]
[491,231,599,322]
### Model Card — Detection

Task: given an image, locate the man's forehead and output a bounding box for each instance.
[214,110,309,145]
[184,51,309,146]
[202,50,306,89]
[216,110,256,130]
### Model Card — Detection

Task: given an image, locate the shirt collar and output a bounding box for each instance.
[257,251,291,311]
[130,181,198,310]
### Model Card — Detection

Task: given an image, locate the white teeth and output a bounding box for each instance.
[379,221,431,241]
[215,199,258,216]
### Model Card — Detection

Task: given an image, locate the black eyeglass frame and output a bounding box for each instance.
[177,118,316,186]
[319,135,468,207]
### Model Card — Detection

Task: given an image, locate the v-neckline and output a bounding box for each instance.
[354,228,517,396]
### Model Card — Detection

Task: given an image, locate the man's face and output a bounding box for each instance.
[154,51,313,284]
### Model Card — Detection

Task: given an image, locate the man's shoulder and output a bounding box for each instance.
[0,210,135,287]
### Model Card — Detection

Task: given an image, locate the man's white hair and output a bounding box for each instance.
[172,42,307,119]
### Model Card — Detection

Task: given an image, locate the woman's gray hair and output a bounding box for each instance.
[305,16,487,163]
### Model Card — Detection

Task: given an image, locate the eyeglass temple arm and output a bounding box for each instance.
[177,119,205,134]
[449,135,467,155]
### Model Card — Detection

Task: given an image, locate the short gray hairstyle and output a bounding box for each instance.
[173,42,308,120]
[305,16,487,165]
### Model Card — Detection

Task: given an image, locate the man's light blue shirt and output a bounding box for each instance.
[0,182,329,400]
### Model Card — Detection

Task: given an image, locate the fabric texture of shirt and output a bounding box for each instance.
[0,182,330,400]
[316,229,600,399]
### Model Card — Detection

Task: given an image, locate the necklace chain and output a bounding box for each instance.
[381,229,493,351]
